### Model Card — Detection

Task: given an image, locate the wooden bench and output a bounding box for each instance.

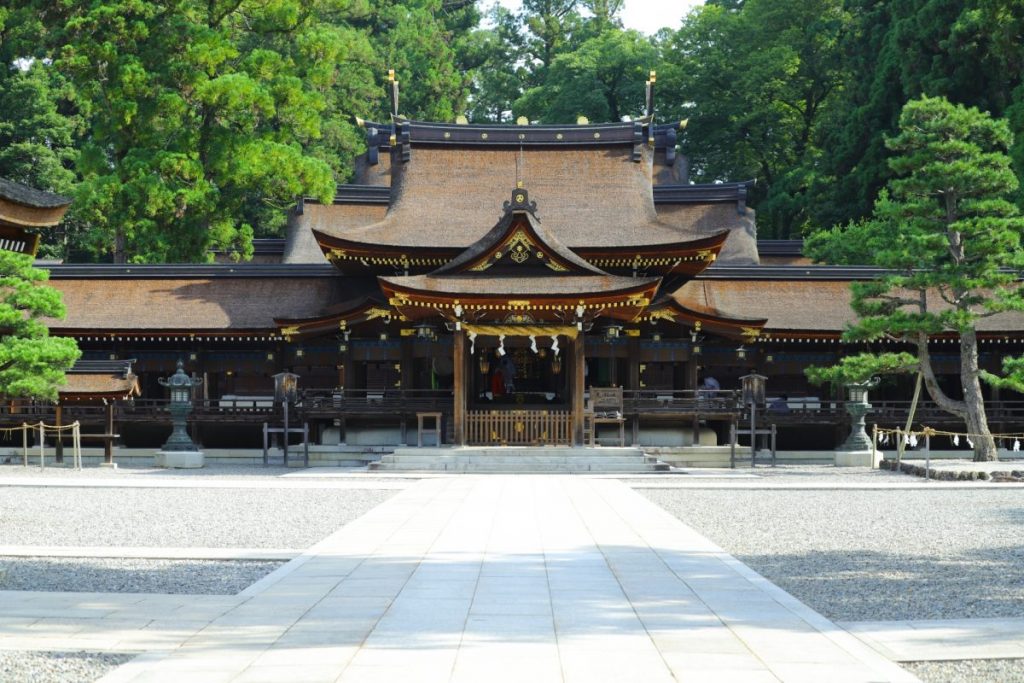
[586,387,625,447]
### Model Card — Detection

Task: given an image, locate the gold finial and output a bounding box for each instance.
[649,70,656,83]
[516,180,524,188]
[354,116,366,128]
[455,114,469,125]
[516,116,529,126]
[387,69,395,82]
[576,115,589,125]
[680,119,689,129]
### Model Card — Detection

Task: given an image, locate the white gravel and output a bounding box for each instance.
[0,487,396,548]
[0,650,132,683]
[640,487,1024,621]
[0,557,282,594]
[903,659,1024,683]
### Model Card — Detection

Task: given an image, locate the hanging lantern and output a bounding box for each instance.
[736,346,747,360]
[551,355,562,374]
[479,351,490,374]
[604,324,623,340]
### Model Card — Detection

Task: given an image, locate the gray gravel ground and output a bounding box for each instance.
[640,487,1024,621]
[0,487,396,548]
[0,650,133,683]
[0,557,283,594]
[0,463,419,481]
[902,659,1024,683]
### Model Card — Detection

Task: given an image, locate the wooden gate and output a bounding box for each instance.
[466,410,572,446]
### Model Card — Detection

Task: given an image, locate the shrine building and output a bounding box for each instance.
[6,76,1024,462]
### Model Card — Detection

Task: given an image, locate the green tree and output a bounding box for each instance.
[806,97,1024,461]
[658,0,849,237]
[515,29,656,123]
[815,0,1024,229]
[0,252,80,400]
[365,0,476,123]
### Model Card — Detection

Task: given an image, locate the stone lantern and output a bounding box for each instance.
[155,359,204,468]
[739,372,767,463]
[836,377,881,466]
[273,371,300,463]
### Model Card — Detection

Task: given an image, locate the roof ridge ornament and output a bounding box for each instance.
[504,187,538,216]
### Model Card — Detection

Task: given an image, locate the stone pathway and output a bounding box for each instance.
[1,476,918,682]
[841,618,1024,661]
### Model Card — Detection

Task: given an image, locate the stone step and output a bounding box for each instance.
[371,463,668,473]
[369,446,669,473]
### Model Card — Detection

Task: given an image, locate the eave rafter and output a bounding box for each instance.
[275,298,400,341]
[379,277,661,325]
[574,231,727,278]
[313,229,455,273]
[642,298,768,342]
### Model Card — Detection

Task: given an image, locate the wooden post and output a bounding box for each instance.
[55,403,64,463]
[453,329,465,446]
[573,333,585,447]
[38,422,44,469]
[21,422,28,466]
[105,402,115,465]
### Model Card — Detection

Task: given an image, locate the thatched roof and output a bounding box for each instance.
[675,279,1024,333]
[340,144,697,249]
[285,202,387,264]
[48,276,353,332]
[0,177,71,208]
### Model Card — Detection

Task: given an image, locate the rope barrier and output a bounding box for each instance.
[875,425,1024,440]
[6,421,84,470]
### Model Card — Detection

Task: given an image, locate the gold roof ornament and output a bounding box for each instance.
[516,116,529,126]
[576,115,589,125]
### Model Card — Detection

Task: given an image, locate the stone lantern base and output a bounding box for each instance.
[155,450,205,469]
[834,448,882,468]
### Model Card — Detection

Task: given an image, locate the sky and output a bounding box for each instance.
[492,0,705,35]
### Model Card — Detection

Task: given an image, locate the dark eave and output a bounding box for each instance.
[698,265,904,281]
[330,185,391,205]
[68,358,136,374]
[757,240,805,256]
[397,117,649,147]
[654,181,754,205]
[45,263,340,279]
[0,177,72,209]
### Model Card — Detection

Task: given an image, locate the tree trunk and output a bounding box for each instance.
[960,329,998,461]
[113,225,126,264]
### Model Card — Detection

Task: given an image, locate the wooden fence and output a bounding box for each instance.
[466,410,573,446]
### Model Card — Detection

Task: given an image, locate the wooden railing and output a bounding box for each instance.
[466,410,573,446]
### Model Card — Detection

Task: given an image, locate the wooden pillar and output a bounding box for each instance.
[54,403,64,463]
[104,402,115,465]
[400,336,414,390]
[453,330,466,446]
[573,333,586,447]
[626,338,641,390]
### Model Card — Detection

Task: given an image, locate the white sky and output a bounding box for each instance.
[491,0,705,35]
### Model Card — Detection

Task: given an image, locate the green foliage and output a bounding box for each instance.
[809,96,1024,460]
[0,252,80,400]
[515,29,656,123]
[0,0,474,263]
[658,0,850,237]
[805,352,917,387]
[982,356,1024,395]
[813,0,1024,229]
[807,97,1024,340]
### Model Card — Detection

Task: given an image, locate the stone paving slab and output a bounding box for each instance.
[0,475,412,490]
[840,617,1024,661]
[2,476,920,682]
